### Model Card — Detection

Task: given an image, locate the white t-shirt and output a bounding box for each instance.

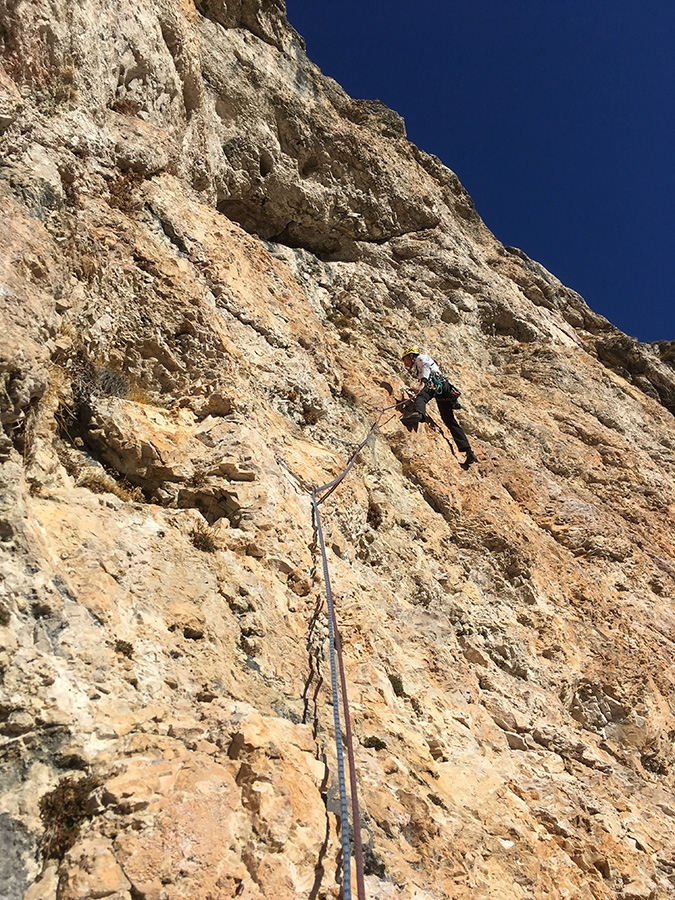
[412,354,441,382]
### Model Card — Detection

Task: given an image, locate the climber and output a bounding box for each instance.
[400,347,477,467]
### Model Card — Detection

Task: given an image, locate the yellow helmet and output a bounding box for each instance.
[401,346,420,359]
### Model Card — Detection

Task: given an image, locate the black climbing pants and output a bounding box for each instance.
[414,386,471,453]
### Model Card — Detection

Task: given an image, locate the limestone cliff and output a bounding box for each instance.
[1,2,675,899]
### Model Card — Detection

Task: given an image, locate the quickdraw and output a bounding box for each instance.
[428,372,461,405]
[428,372,446,395]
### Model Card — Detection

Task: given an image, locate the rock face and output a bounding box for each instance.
[1,2,675,899]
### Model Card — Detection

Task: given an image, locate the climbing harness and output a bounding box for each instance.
[427,372,461,406]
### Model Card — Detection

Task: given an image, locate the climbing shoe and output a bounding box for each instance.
[401,411,425,424]
[461,449,477,469]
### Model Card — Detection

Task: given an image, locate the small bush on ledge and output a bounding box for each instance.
[387,673,405,697]
[362,736,387,751]
[114,640,134,658]
[190,521,217,553]
[39,775,100,859]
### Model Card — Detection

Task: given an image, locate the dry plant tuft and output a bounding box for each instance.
[39,775,101,860]
[190,520,218,553]
[97,367,128,398]
[125,385,169,407]
[111,97,141,116]
[77,467,144,503]
[108,170,145,212]
[47,364,73,404]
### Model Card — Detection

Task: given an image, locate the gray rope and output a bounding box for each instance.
[310,398,409,899]
[312,490,353,899]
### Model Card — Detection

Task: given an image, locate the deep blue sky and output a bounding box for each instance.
[286,1,674,342]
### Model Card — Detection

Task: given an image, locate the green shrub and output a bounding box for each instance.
[114,640,134,658]
[387,673,405,697]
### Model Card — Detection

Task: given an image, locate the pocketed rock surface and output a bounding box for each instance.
[1,2,675,898]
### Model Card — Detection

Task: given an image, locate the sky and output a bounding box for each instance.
[286,1,674,342]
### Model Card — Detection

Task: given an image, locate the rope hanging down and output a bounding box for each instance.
[312,401,407,900]
[311,491,359,900]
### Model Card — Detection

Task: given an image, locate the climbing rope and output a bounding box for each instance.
[312,400,408,900]
[315,401,406,506]
[311,490,357,900]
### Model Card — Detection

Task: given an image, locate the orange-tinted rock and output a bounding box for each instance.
[1,1,674,898]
